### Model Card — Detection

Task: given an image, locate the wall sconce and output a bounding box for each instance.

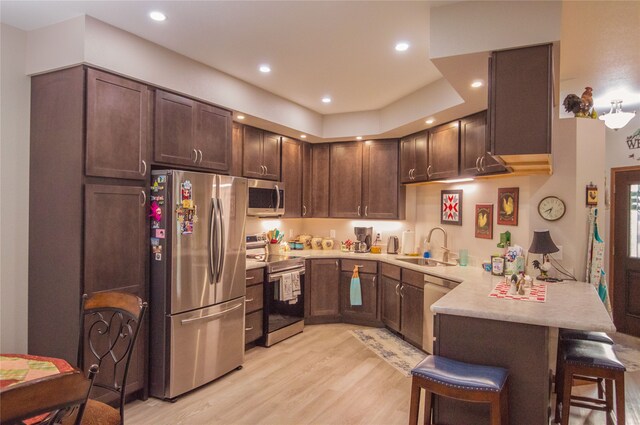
[599,100,636,130]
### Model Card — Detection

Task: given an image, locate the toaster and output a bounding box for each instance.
[387,236,399,254]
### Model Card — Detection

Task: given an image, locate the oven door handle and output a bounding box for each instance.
[268,269,306,282]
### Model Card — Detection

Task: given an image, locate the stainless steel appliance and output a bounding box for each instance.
[246,235,305,346]
[247,179,284,217]
[387,236,399,254]
[423,275,459,353]
[354,226,373,253]
[149,170,247,400]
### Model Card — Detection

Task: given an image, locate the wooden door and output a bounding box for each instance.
[262,132,281,181]
[154,90,196,167]
[428,121,459,180]
[400,136,415,183]
[86,68,148,180]
[242,126,264,179]
[413,132,429,181]
[301,142,312,217]
[308,259,340,318]
[612,167,640,336]
[330,142,363,218]
[363,140,399,219]
[381,276,401,332]
[311,144,330,217]
[340,271,378,322]
[460,112,487,176]
[231,122,243,177]
[195,102,231,172]
[401,283,424,347]
[281,137,302,217]
[490,44,552,156]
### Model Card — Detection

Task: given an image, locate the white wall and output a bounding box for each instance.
[1,23,30,353]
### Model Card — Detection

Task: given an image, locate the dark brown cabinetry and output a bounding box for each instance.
[29,66,148,400]
[401,269,425,348]
[231,122,243,177]
[489,44,553,157]
[330,142,363,218]
[428,121,459,180]
[380,264,401,332]
[400,131,428,183]
[306,259,341,322]
[86,69,149,180]
[281,137,303,217]
[242,126,281,180]
[460,111,505,176]
[301,143,312,217]
[310,144,330,217]
[154,90,231,172]
[340,260,379,325]
[245,268,265,345]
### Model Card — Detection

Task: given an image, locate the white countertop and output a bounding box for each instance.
[247,248,615,333]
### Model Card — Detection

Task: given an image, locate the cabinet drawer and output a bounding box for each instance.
[381,263,401,280]
[245,310,263,344]
[245,284,263,314]
[246,268,265,286]
[402,268,425,288]
[341,259,377,274]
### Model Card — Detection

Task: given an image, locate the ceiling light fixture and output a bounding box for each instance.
[395,42,410,52]
[149,11,166,21]
[356,136,363,140]
[322,97,332,104]
[259,65,271,73]
[300,135,307,139]
[425,119,435,125]
[599,100,636,130]
[237,115,245,120]
[471,81,484,88]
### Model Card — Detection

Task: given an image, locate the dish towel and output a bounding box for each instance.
[350,266,362,306]
[291,271,301,297]
[281,272,293,301]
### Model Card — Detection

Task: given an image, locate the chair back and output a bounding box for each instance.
[0,367,97,425]
[77,291,147,422]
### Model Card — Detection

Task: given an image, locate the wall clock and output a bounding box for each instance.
[538,196,566,221]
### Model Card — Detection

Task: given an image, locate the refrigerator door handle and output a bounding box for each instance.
[216,198,225,283]
[209,198,218,284]
[179,302,243,325]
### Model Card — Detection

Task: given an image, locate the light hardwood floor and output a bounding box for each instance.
[126,324,640,425]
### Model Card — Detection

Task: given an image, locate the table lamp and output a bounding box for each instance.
[528,230,559,281]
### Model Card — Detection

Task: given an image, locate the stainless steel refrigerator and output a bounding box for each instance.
[149,170,247,400]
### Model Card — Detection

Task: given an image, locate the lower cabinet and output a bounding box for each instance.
[381,275,401,332]
[400,283,424,348]
[245,268,265,346]
[340,271,378,324]
[306,259,341,322]
[381,265,425,348]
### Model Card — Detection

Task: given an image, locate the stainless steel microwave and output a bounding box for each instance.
[247,179,285,217]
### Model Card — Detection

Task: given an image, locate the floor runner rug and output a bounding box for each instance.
[350,328,427,377]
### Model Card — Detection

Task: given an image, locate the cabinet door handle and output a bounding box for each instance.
[427,165,433,178]
[198,149,203,163]
[302,205,307,216]
[140,160,147,176]
[245,326,253,331]
[246,276,255,281]
[140,191,146,206]
[364,206,368,217]
[372,275,377,288]
[480,156,486,172]
[261,165,266,175]
[264,165,269,175]
[395,283,400,295]
[475,156,481,172]
[355,264,364,268]
[357,205,361,216]
[192,149,198,163]
[245,298,254,303]
[408,169,413,180]
[400,285,405,298]
[335,260,339,269]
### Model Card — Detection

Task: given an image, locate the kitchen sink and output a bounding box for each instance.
[396,257,457,267]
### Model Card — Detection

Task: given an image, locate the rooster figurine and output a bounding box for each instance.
[563,87,596,118]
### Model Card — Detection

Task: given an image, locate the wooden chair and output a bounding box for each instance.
[70,291,148,425]
[1,367,97,425]
[409,355,509,425]
[555,339,626,425]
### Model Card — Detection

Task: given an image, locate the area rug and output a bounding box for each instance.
[613,344,640,372]
[349,328,427,377]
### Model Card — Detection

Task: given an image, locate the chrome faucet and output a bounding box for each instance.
[426,227,450,263]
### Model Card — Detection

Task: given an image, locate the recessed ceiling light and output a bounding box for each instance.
[395,42,410,52]
[471,81,484,88]
[237,115,245,120]
[322,97,332,104]
[300,134,307,139]
[356,136,363,140]
[259,65,271,73]
[149,11,166,21]
[425,119,435,125]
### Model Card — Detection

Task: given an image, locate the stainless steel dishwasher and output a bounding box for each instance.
[423,274,459,353]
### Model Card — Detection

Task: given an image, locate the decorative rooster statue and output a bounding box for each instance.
[563,87,597,118]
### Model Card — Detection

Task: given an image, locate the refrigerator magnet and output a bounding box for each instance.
[157,175,166,183]
[149,201,162,221]
[152,244,162,255]
[155,229,165,239]
[155,253,162,261]
[181,180,192,200]
[150,238,160,246]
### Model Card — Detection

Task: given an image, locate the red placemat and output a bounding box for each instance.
[488,281,547,302]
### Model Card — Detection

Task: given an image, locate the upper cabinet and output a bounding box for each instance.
[400,131,428,183]
[460,111,505,176]
[281,137,302,218]
[242,125,281,181]
[310,144,330,218]
[301,143,312,217]
[489,44,553,172]
[154,89,232,172]
[427,121,459,181]
[330,142,363,218]
[86,69,149,180]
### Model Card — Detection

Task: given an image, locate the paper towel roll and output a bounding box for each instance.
[402,230,415,255]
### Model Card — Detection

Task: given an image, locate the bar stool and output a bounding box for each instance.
[555,339,626,425]
[409,355,509,425]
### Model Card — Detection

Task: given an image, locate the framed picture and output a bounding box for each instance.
[586,184,598,206]
[441,190,462,225]
[475,204,493,239]
[497,187,519,226]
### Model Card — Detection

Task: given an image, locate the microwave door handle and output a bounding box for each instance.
[216,198,225,282]
[274,185,280,212]
[209,198,217,283]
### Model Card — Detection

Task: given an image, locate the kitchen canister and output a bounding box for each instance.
[322,239,334,250]
[401,230,415,255]
[299,235,312,250]
[311,237,323,250]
